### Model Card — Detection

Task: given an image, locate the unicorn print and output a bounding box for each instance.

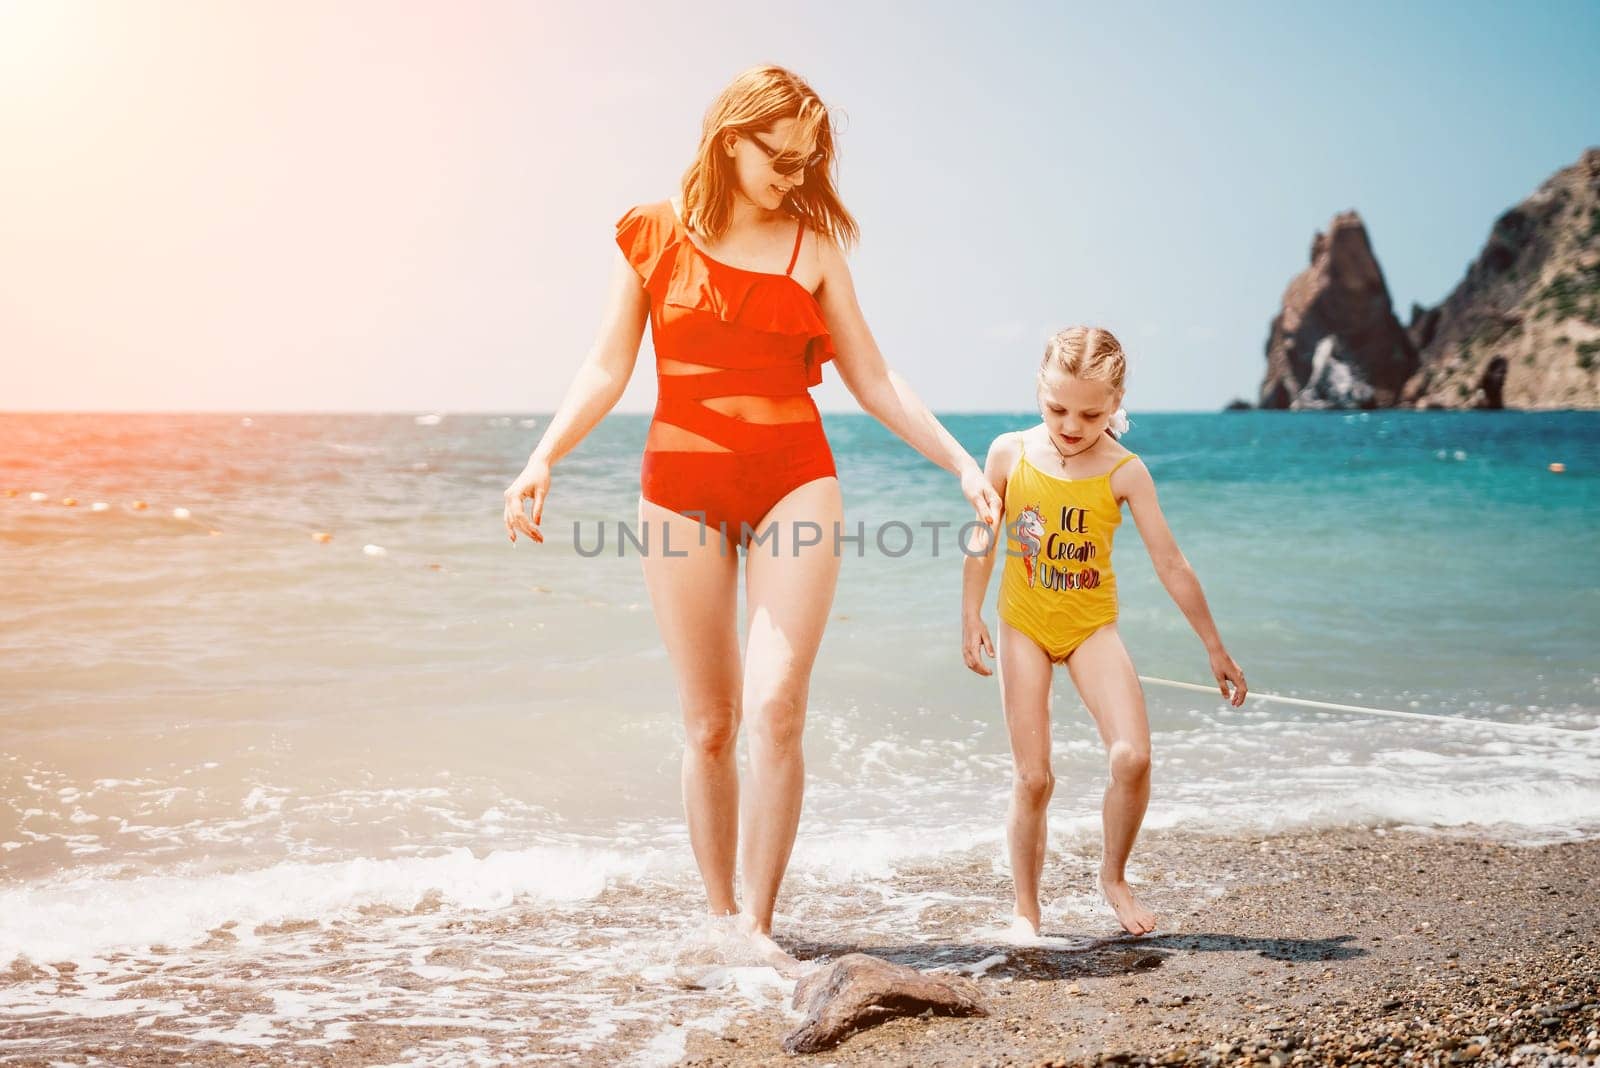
[1014,503,1045,588]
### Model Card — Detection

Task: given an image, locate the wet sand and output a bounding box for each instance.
[682,827,1599,1067]
[2,827,1596,1066]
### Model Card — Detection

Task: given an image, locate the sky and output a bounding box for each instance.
[2,0,1597,413]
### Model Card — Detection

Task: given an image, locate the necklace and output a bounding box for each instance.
[1045,430,1095,476]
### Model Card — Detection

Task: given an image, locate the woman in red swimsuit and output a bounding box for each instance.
[503,66,1000,967]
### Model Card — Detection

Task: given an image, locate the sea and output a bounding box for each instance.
[2,409,1597,1063]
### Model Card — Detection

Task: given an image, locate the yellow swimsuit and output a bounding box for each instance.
[998,432,1139,663]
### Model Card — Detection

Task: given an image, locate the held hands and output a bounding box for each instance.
[1210,648,1248,707]
[959,460,1002,529]
[962,614,996,676]
[503,456,551,544]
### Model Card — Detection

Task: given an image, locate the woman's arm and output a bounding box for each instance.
[529,251,649,466]
[1119,462,1248,704]
[814,237,1000,526]
[504,251,649,542]
[960,434,1017,676]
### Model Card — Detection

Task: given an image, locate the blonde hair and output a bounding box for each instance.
[680,65,859,248]
[1039,326,1128,395]
[1039,326,1130,438]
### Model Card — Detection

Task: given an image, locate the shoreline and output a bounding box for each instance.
[1,825,1595,1065]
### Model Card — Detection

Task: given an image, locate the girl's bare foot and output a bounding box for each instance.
[1008,913,1041,939]
[1098,870,1157,935]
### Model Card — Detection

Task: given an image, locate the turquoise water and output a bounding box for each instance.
[1,409,1596,1059]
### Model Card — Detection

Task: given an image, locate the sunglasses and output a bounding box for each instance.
[744,130,825,177]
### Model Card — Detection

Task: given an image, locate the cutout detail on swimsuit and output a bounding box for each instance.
[644,423,733,453]
[701,395,817,424]
[657,357,720,375]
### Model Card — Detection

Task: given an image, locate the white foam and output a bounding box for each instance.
[0,844,657,964]
[688,964,795,1003]
[632,962,792,1068]
[787,823,999,879]
[932,951,1007,977]
[188,1017,280,1046]
[241,787,285,814]
[972,917,1097,951]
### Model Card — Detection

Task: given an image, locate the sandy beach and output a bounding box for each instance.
[2,825,1594,1066]
[679,827,1599,1067]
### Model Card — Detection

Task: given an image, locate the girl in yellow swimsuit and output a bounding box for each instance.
[961,326,1248,937]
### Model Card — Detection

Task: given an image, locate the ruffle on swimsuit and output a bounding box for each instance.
[616,200,839,548]
[615,201,836,389]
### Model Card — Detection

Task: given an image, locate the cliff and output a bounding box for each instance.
[1402,148,1600,409]
[1256,148,1600,410]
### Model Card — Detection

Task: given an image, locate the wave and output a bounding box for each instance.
[0,844,663,965]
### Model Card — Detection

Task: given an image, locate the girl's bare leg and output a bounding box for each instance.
[638,497,742,916]
[997,617,1057,933]
[1065,622,1157,935]
[738,477,842,945]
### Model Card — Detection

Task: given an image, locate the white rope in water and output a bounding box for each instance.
[1137,675,1594,739]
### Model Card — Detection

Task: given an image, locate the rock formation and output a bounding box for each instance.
[1258,213,1418,409]
[1258,148,1600,410]
[1402,148,1600,409]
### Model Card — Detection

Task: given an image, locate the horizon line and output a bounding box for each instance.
[0,406,1263,416]
[4,407,1593,417]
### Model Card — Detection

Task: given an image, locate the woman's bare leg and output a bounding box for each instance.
[738,477,842,938]
[638,497,742,916]
[997,618,1057,932]
[1065,622,1157,935]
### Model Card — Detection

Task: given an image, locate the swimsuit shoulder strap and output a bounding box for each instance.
[1108,453,1139,476]
[1003,431,1027,480]
[784,219,805,277]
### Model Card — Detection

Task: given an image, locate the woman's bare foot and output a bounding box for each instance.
[736,912,805,978]
[1098,870,1157,935]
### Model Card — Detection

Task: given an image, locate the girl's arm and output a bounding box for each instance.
[960,434,1016,676]
[504,250,649,542]
[814,237,1001,527]
[1118,461,1248,705]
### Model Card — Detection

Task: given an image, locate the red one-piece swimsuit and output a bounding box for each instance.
[615,199,839,549]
